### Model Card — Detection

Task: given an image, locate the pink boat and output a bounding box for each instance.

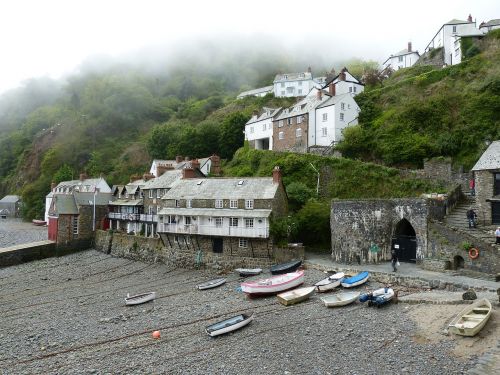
[241,270,304,296]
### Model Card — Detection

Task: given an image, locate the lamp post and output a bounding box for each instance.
[309,163,320,197]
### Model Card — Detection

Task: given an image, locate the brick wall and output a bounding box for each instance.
[272,114,308,153]
[475,170,494,225]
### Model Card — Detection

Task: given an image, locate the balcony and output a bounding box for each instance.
[158,223,269,238]
[108,212,140,221]
[140,214,158,222]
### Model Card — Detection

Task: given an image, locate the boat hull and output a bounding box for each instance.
[277,286,316,306]
[270,260,302,275]
[321,292,360,307]
[241,271,304,296]
[235,268,262,277]
[314,273,344,292]
[197,278,226,290]
[448,298,492,337]
[360,288,395,306]
[125,292,156,306]
[341,271,369,288]
[206,313,254,337]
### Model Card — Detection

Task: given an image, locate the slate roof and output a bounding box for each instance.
[445,19,470,25]
[237,85,273,98]
[246,107,282,125]
[162,177,279,200]
[158,208,272,218]
[50,192,114,215]
[55,178,106,190]
[472,141,500,171]
[481,19,500,27]
[274,72,312,83]
[142,170,183,190]
[317,93,354,109]
[0,195,21,203]
[274,93,331,120]
[109,199,143,206]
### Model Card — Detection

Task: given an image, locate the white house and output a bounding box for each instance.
[321,68,364,97]
[313,93,360,147]
[244,107,282,150]
[150,156,213,177]
[424,15,483,66]
[273,68,317,97]
[383,42,420,71]
[237,85,273,99]
[479,19,500,33]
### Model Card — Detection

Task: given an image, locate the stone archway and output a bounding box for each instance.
[391,218,417,262]
[453,255,465,270]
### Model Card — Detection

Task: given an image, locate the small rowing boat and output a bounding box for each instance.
[277,286,316,306]
[270,259,302,275]
[320,291,360,307]
[234,268,262,277]
[359,287,395,307]
[206,313,254,337]
[197,278,226,290]
[314,272,345,292]
[125,291,156,306]
[241,270,304,296]
[448,298,492,337]
[32,219,47,226]
[341,271,369,288]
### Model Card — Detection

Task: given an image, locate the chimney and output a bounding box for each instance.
[129,174,141,183]
[184,156,191,162]
[79,173,87,181]
[408,42,412,52]
[175,155,183,163]
[182,165,196,179]
[210,154,221,176]
[156,164,173,177]
[316,89,322,100]
[467,14,472,23]
[328,83,336,96]
[51,182,57,191]
[340,68,347,81]
[142,173,155,181]
[190,159,200,170]
[272,166,282,185]
[307,66,312,73]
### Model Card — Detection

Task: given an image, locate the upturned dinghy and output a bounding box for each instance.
[197,278,226,290]
[448,298,492,337]
[314,272,345,292]
[277,286,316,306]
[341,271,369,288]
[320,291,360,307]
[206,313,254,337]
[234,268,263,277]
[125,291,156,306]
[241,270,304,296]
[270,260,302,275]
[360,287,395,307]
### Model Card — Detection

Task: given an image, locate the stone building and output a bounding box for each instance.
[0,195,21,218]
[330,199,428,264]
[471,140,500,225]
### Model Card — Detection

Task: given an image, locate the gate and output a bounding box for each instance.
[391,218,417,263]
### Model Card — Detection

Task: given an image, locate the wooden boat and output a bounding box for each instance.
[448,298,493,337]
[125,291,156,306]
[341,271,369,288]
[197,278,226,290]
[270,260,302,275]
[206,313,254,337]
[314,272,345,293]
[360,287,395,307]
[277,286,316,306]
[321,291,360,307]
[234,268,263,277]
[32,219,47,226]
[241,270,304,296]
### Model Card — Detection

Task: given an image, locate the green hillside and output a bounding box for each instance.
[338,30,500,169]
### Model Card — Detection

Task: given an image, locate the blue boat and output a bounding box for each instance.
[340,271,369,288]
[359,287,395,307]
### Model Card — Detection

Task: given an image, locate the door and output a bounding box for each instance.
[212,238,223,253]
[492,202,500,225]
[391,218,417,263]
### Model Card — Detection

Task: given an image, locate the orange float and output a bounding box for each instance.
[152,330,161,339]
[468,248,479,260]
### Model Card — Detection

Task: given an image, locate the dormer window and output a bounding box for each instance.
[215,199,223,208]
[284,75,288,79]
[245,199,254,209]
[230,199,238,208]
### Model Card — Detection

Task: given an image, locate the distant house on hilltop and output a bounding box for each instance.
[237,85,274,99]
[273,67,326,98]
[479,19,500,33]
[321,67,364,97]
[383,42,420,71]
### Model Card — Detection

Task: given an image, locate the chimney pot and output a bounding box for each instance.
[175,155,183,163]
[142,173,154,181]
[307,66,312,73]
[79,173,87,181]
[408,41,412,52]
[316,90,322,100]
[328,83,336,96]
[51,182,57,191]
[210,154,221,176]
[467,14,472,23]
[272,166,282,185]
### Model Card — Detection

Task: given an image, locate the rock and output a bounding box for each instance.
[462,288,477,300]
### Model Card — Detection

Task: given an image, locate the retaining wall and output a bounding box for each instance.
[0,241,56,267]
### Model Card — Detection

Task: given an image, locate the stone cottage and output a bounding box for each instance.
[0,195,22,218]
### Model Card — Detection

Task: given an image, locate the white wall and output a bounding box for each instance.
[428,23,481,65]
[274,79,314,97]
[383,52,420,71]
[334,81,364,97]
[245,117,274,150]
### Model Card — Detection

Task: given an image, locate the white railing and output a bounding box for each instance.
[140,214,158,222]
[158,223,269,238]
[108,212,140,221]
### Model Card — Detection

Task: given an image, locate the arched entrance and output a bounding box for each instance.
[453,255,464,270]
[391,218,417,263]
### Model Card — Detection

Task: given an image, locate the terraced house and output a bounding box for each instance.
[156,167,288,257]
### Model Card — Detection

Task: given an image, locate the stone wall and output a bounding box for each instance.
[475,169,495,225]
[330,199,428,264]
[272,114,309,153]
[427,184,463,221]
[427,221,499,274]
[415,47,444,67]
[0,241,56,267]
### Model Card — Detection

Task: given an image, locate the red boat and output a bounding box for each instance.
[32,219,47,226]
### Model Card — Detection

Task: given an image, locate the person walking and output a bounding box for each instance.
[496,227,500,244]
[466,208,477,228]
[391,250,398,272]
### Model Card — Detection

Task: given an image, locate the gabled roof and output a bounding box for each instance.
[382,49,420,65]
[109,199,143,206]
[142,170,183,190]
[237,85,273,98]
[246,107,282,125]
[50,191,114,215]
[162,177,279,200]
[274,71,312,83]
[480,19,500,27]
[55,177,107,190]
[322,68,364,88]
[0,195,21,203]
[472,141,500,171]
[317,93,356,109]
[445,19,470,25]
[274,92,331,120]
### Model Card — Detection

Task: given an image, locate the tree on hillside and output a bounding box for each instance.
[218,112,249,159]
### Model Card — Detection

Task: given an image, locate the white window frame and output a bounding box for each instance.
[250,126,254,133]
[287,118,292,125]
[340,113,344,121]
[245,199,254,209]
[239,238,248,248]
[185,216,191,225]
[341,103,345,110]
[398,56,403,62]
[215,199,223,208]
[322,113,327,122]
[230,199,238,209]
[229,217,238,227]
[72,216,79,235]
[148,206,153,215]
[175,199,180,208]
[245,218,254,228]
[186,199,192,208]
[156,189,162,198]
[354,86,357,93]
[215,217,223,227]
[349,87,352,93]
[281,82,285,87]
[148,190,153,198]
[262,124,266,131]
[322,127,327,137]
[296,128,302,138]
[297,116,302,124]
[278,120,284,128]
[278,131,284,140]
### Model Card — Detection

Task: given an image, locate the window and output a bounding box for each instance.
[341,103,345,110]
[148,206,153,215]
[230,199,238,208]
[453,25,457,33]
[215,199,223,208]
[296,128,302,138]
[297,116,302,124]
[245,218,254,228]
[268,123,272,129]
[298,81,302,86]
[250,126,254,133]
[186,199,192,208]
[262,124,266,131]
[278,131,284,140]
[245,199,254,209]
[322,127,327,137]
[72,216,78,235]
[229,217,238,227]
[215,217,223,227]
[354,86,357,93]
[298,89,302,95]
[322,113,327,121]
[278,120,284,127]
[175,199,180,208]
[340,113,345,121]
[281,82,285,87]
[239,238,248,248]
[185,216,191,225]
[349,87,352,93]
[148,190,153,198]
[287,118,292,125]
[398,56,403,62]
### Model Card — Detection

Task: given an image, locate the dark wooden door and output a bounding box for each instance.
[492,202,500,225]
[391,235,417,263]
[212,238,223,253]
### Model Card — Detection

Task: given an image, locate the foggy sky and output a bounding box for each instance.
[1,0,498,94]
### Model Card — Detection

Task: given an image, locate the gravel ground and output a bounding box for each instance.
[0,250,483,374]
[0,218,47,247]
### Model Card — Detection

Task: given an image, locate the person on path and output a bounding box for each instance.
[469,178,475,196]
[496,227,500,244]
[391,250,398,272]
[466,208,477,228]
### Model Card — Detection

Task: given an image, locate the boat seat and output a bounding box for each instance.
[472,308,489,313]
[462,314,482,320]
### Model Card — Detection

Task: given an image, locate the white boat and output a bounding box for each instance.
[314,272,345,293]
[341,271,369,288]
[241,270,304,296]
[360,287,395,307]
[206,313,254,337]
[448,298,493,337]
[125,291,156,306]
[320,291,360,307]
[234,268,263,277]
[277,286,316,306]
[197,278,226,290]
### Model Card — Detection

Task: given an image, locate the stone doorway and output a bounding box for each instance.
[453,255,465,270]
[391,218,417,263]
